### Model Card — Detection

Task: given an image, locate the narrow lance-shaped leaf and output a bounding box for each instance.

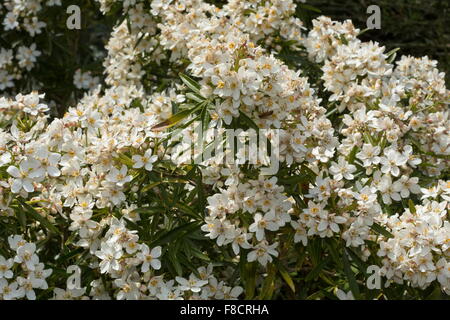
[371,222,394,239]
[179,73,202,96]
[151,102,203,131]
[19,200,60,234]
[342,248,360,299]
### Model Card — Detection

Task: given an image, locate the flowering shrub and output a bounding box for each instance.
[0,0,448,300]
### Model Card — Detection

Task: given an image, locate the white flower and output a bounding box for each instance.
[176,275,208,293]
[357,144,381,167]
[317,212,347,234]
[17,92,49,115]
[82,110,104,133]
[393,175,421,198]
[436,258,450,287]
[249,212,278,241]
[53,287,86,300]
[156,287,183,300]
[201,218,235,246]
[403,145,422,167]
[223,286,244,300]
[380,149,407,177]
[17,276,42,300]
[14,243,39,271]
[217,99,239,125]
[355,186,377,208]
[147,276,164,295]
[95,242,123,274]
[0,151,11,166]
[247,241,278,266]
[330,157,356,181]
[231,231,252,255]
[16,44,41,71]
[304,201,327,217]
[36,148,61,177]
[3,12,19,31]
[132,149,158,171]
[291,220,308,246]
[30,263,52,290]
[137,245,162,272]
[7,158,44,193]
[0,256,14,279]
[0,279,19,300]
[106,165,132,187]
[335,289,354,300]
[114,277,141,300]
[378,174,401,204]
[8,235,26,251]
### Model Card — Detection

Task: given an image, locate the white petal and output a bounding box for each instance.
[22,180,34,193]
[151,259,161,270]
[318,220,328,232]
[11,180,23,193]
[7,166,21,178]
[47,166,61,177]
[150,246,161,258]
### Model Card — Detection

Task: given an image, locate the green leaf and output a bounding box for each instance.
[116,153,134,167]
[386,48,400,64]
[324,239,342,269]
[55,248,84,263]
[408,200,417,214]
[345,248,368,276]
[16,209,27,230]
[179,73,201,95]
[194,167,206,208]
[152,100,207,132]
[131,206,164,215]
[358,28,371,36]
[200,103,210,132]
[151,106,197,131]
[339,34,349,45]
[189,246,210,261]
[277,263,296,293]
[150,221,200,246]
[305,257,328,282]
[239,111,259,131]
[342,248,360,299]
[301,165,317,182]
[243,261,257,299]
[259,263,277,299]
[298,4,322,13]
[174,203,202,220]
[141,181,163,193]
[64,232,78,246]
[19,200,60,234]
[426,285,444,300]
[347,145,359,164]
[186,92,204,103]
[168,250,183,276]
[371,223,394,239]
[277,174,311,185]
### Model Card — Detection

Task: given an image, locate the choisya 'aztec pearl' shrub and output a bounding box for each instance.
[0,0,448,300]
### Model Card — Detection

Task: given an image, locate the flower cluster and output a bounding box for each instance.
[0,235,52,300]
[0,0,448,300]
[202,176,292,266]
[378,196,449,293]
[73,69,101,91]
[0,0,62,92]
